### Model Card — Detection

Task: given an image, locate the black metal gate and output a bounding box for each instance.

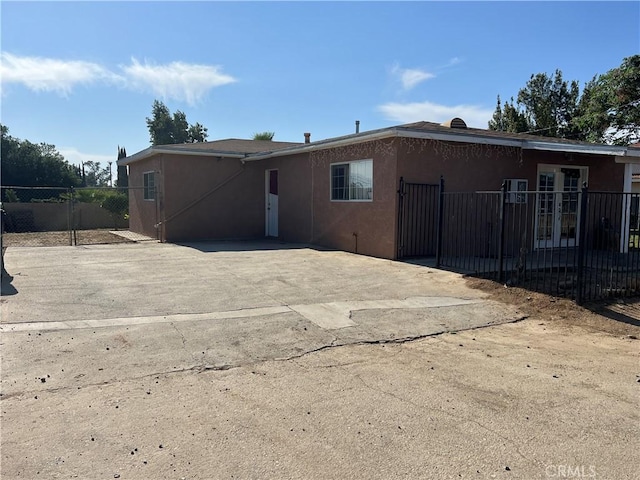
[397,177,440,258]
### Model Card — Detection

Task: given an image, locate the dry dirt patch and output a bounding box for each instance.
[465,276,640,337]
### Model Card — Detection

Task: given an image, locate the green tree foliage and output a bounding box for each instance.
[146,100,209,145]
[100,191,129,227]
[575,55,640,145]
[517,70,581,138]
[253,131,275,141]
[1,125,81,188]
[489,71,580,139]
[81,161,111,187]
[489,56,640,145]
[488,96,529,133]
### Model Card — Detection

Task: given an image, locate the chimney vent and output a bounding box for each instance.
[355,120,360,134]
[304,132,311,144]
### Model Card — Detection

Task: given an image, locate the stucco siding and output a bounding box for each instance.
[396,138,624,192]
[308,139,398,259]
[161,155,263,242]
[128,157,161,239]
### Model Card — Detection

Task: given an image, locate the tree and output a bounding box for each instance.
[81,161,111,187]
[575,55,640,145]
[188,123,208,143]
[517,70,581,138]
[146,100,209,145]
[116,146,129,189]
[488,96,530,133]
[253,131,275,141]
[100,191,129,228]
[1,125,81,190]
[489,71,581,139]
[489,56,640,145]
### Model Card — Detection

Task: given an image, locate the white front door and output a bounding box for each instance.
[265,169,278,237]
[536,166,587,248]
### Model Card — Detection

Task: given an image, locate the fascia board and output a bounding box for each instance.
[524,141,627,156]
[117,147,246,166]
[245,128,523,161]
[395,129,523,147]
[243,131,396,161]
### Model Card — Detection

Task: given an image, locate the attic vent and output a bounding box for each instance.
[441,117,467,129]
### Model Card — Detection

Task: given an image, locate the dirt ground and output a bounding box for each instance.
[465,276,640,337]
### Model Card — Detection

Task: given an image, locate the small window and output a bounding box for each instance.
[505,179,527,204]
[143,171,155,200]
[331,159,373,201]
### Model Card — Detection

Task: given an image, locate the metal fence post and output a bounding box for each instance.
[435,176,445,267]
[67,187,72,246]
[576,183,589,304]
[397,177,405,259]
[498,181,507,283]
[70,186,77,246]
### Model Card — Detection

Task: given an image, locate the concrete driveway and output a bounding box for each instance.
[15,241,635,479]
[0,241,521,374]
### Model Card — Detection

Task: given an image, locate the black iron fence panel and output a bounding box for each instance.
[397,178,440,258]
[426,180,640,304]
[1,186,150,247]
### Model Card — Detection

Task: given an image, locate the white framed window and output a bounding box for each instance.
[330,159,373,201]
[143,171,155,200]
[505,179,527,204]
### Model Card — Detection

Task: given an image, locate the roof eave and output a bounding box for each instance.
[117,146,247,166]
[523,141,627,156]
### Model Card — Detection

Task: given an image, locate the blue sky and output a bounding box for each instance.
[1,1,638,170]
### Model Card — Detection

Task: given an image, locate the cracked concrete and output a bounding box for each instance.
[2,241,636,479]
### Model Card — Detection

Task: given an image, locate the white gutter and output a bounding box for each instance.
[523,141,627,156]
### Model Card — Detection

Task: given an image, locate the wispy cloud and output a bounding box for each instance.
[121,58,236,105]
[58,147,116,166]
[441,57,461,69]
[391,64,435,90]
[0,52,236,104]
[377,100,493,128]
[0,52,117,95]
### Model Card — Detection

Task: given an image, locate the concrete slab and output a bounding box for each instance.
[0,240,523,396]
[108,230,156,242]
[5,242,635,479]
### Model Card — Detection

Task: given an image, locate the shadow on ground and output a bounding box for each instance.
[177,239,336,253]
[1,275,18,296]
[588,301,640,328]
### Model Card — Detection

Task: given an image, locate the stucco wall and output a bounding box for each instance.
[259,153,313,244]
[160,155,264,242]
[396,137,626,257]
[307,139,398,259]
[396,137,624,192]
[128,157,160,239]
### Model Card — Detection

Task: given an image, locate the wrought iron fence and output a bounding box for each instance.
[430,180,640,304]
[1,186,144,247]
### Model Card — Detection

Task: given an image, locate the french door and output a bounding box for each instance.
[535,166,586,249]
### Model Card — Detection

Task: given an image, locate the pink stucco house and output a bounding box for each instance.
[119,119,640,260]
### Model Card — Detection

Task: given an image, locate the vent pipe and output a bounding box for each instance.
[355,120,360,134]
[304,132,311,144]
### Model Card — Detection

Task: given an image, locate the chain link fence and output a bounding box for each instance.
[1,186,146,247]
